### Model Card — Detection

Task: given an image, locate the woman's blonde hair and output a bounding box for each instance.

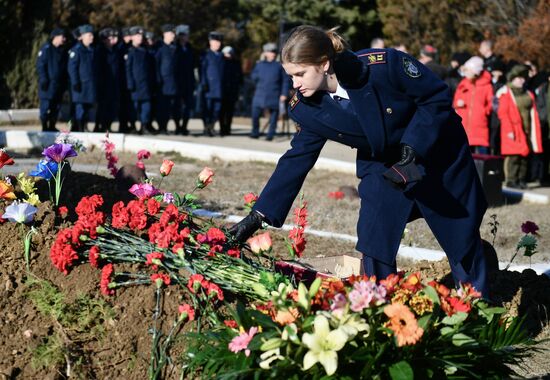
[281,25,349,65]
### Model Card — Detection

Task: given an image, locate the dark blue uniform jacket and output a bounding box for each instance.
[251,60,290,109]
[37,42,67,99]
[178,43,196,97]
[253,48,487,265]
[155,42,182,96]
[200,50,224,99]
[125,46,156,101]
[96,44,122,103]
[68,42,97,103]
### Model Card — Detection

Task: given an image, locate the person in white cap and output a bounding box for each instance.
[453,56,494,154]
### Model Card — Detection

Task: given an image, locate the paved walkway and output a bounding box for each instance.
[2,118,550,200]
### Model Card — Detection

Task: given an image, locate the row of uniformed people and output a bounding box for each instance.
[37,24,197,134]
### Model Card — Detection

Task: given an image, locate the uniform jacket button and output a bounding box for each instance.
[386,107,393,114]
[337,133,343,138]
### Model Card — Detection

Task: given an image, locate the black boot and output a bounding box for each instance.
[41,120,49,132]
[48,118,58,132]
[181,118,190,136]
[204,123,215,137]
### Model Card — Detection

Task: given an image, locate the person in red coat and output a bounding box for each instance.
[497,65,544,189]
[453,56,494,154]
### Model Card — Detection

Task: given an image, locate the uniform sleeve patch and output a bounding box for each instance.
[403,57,421,78]
[289,93,300,110]
[357,51,386,65]
[69,51,76,58]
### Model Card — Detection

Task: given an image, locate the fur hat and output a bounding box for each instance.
[463,56,484,76]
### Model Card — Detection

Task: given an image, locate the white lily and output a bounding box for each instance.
[259,348,285,369]
[302,315,349,375]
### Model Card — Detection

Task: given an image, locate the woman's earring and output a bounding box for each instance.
[324,71,328,76]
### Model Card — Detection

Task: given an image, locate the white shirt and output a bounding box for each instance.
[328,83,350,101]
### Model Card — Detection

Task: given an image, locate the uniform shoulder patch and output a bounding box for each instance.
[289,93,300,110]
[403,57,421,78]
[358,51,386,65]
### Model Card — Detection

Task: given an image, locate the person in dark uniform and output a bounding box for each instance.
[68,24,97,132]
[176,24,195,135]
[250,42,290,140]
[125,26,157,135]
[155,24,182,134]
[118,27,135,133]
[219,46,242,136]
[200,31,225,136]
[230,26,490,297]
[418,44,447,80]
[36,28,68,132]
[95,28,121,132]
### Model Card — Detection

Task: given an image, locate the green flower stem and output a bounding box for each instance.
[149,286,163,380]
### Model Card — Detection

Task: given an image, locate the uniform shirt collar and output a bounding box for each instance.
[328,82,349,100]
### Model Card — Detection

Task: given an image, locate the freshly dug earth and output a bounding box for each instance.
[0,151,548,378]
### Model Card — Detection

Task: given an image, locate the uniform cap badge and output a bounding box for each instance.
[403,57,421,78]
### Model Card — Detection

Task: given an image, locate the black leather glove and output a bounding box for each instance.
[333,50,370,89]
[228,210,264,242]
[40,81,49,91]
[382,144,422,188]
[72,82,82,92]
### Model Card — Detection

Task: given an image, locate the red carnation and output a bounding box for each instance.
[178,303,195,321]
[50,228,79,275]
[111,201,129,229]
[224,319,238,329]
[151,273,171,287]
[448,296,471,314]
[328,191,345,200]
[147,198,161,216]
[57,206,69,218]
[146,251,165,271]
[89,246,100,268]
[227,248,241,258]
[100,264,115,296]
[0,149,15,168]
[187,274,205,293]
[206,282,224,301]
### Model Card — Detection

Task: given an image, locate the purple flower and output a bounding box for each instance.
[521,221,539,235]
[2,202,38,223]
[129,183,160,199]
[330,293,348,318]
[348,280,387,312]
[42,143,77,163]
[163,192,175,204]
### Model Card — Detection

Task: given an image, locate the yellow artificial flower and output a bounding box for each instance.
[17,173,37,196]
[302,315,349,376]
[25,193,40,206]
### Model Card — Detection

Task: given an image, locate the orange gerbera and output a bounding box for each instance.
[0,181,16,200]
[384,303,424,347]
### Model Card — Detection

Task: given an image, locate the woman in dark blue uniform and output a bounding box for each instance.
[230,26,489,297]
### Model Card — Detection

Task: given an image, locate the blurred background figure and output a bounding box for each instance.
[370,37,384,48]
[176,24,195,135]
[36,28,67,132]
[446,51,471,97]
[118,27,136,133]
[392,42,407,53]
[155,24,182,134]
[125,26,156,135]
[250,42,289,141]
[418,44,446,80]
[68,24,97,132]
[497,64,544,189]
[219,46,242,136]
[453,56,494,154]
[95,27,121,132]
[200,31,225,136]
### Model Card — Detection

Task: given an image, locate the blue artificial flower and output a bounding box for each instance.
[29,159,59,180]
[2,202,38,223]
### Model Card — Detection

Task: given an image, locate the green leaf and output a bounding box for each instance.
[441,312,468,325]
[185,193,198,201]
[308,277,322,299]
[440,326,455,336]
[451,333,476,346]
[417,314,432,330]
[173,192,182,206]
[297,282,309,311]
[423,285,440,305]
[388,360,414,380]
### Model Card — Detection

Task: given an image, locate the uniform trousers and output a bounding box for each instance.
[132,100,152,125]
[203,97,222,126]
[157,95,181,132]
[39,95,63,131]
[251,106,278,138]
[74,103,94,131]
[363,231,488,297]
[504,155,528,184]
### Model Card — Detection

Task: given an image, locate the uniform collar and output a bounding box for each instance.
[328,83,350,100]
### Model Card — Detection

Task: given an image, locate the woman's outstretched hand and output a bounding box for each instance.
[228,210,264,242]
